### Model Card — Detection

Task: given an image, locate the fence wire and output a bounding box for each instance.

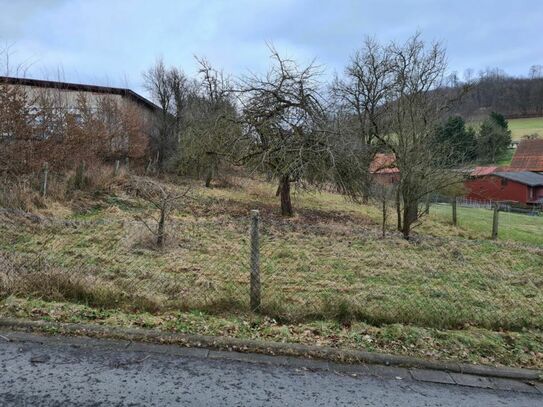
[0,207,542,333]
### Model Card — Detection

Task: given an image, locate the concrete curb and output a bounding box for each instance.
[0,317,541,382]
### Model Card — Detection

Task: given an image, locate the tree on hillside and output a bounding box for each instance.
[133,178,191,248]
[234,48,332,216]
[434,116,477,164]
[0,80,34,173]
[144,59,194,171]
[476,112,512,163]
[331,38,395,202]
[449,71,543,119]
[177,57,240,187]
[377,34,466,239]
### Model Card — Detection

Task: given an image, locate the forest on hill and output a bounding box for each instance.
[450,68,543,120]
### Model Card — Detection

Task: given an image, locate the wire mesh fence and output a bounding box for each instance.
[1,206,542,334]
[428,199,543,245]
[0,215,251,314]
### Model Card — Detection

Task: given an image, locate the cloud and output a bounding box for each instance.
[0,0,541,95]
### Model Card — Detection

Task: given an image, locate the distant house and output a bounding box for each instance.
[465,171,543,205]
[369,153,399,185]
[509,139,543,172]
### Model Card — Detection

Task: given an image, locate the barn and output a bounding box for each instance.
[465,171,543,205]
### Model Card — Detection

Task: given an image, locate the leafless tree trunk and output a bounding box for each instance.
[382,197,387,238]
[396,188,402,232]
[279,175,293,217]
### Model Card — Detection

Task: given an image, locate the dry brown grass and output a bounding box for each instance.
[0,177,44,212]
[1,175,542,369]
[0,252,163,312]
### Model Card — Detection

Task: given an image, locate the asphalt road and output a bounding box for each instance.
[0,332,541,406]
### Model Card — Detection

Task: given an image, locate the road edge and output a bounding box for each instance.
[0,317,541,382]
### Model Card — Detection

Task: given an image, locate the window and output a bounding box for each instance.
[500,178,508,187]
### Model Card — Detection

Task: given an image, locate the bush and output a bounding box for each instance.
[0,176,44,211]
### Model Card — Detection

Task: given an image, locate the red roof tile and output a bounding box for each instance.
[510,139,543,171]
[370,154,399,174]
[470,166,498,177]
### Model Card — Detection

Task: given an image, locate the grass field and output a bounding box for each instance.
[508,117,543,140]
[1,176,542,368]
[469,116,543,141]
[429,203,543,246]
[466,116,543,165]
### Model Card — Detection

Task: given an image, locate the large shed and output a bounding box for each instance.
[465,171,543,205]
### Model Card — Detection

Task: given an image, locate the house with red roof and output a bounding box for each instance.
[464,139,543,205]
[465,171,543,205]
[369,153,399,185]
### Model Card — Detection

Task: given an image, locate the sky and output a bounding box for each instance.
[1,0,542,97]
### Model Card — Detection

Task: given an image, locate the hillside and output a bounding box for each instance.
[1,174,542,368]
[451,75,543,120]
[469,116,543,141]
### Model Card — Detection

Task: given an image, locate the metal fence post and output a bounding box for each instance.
[42,162,48,198]
[452,196,457,226]
[250,209,261,311]
[492,203,500,240]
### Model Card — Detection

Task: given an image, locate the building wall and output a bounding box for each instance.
[17,84,155,124]
[1,82,157,172]
[532,186,543,203]
[464,175,529,204]
[372,172,400,185]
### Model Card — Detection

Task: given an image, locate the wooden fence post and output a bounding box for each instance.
[491,203,500,240]
[250,209,261,311]
[75,161,86,190]
[452,196,457,226]
[125,157,130,172]
[42,162,49,198]
[114,160,120,176]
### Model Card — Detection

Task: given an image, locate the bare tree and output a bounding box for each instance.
[176,57,239,187]
[379,34,466,239]
[332,38,395,201]
[143,59,192,171]
[133,178,191,248]
[529,65,543,79]
[234,48,331,216]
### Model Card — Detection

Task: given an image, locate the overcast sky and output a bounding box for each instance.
[1,0,542,97]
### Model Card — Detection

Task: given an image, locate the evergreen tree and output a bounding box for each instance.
[476,112,512,163]
[434,116,477,164]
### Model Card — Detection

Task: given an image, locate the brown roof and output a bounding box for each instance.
[370,153,399,174]
[0,75,160,112]
[510,139,543,171]
[470,166,498,177]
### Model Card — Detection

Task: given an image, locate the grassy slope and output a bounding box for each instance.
[429,203,543,246]
[469,116,543,141]
[1,176,542,368]
[508,117,543,140]
[466,116,543,165]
